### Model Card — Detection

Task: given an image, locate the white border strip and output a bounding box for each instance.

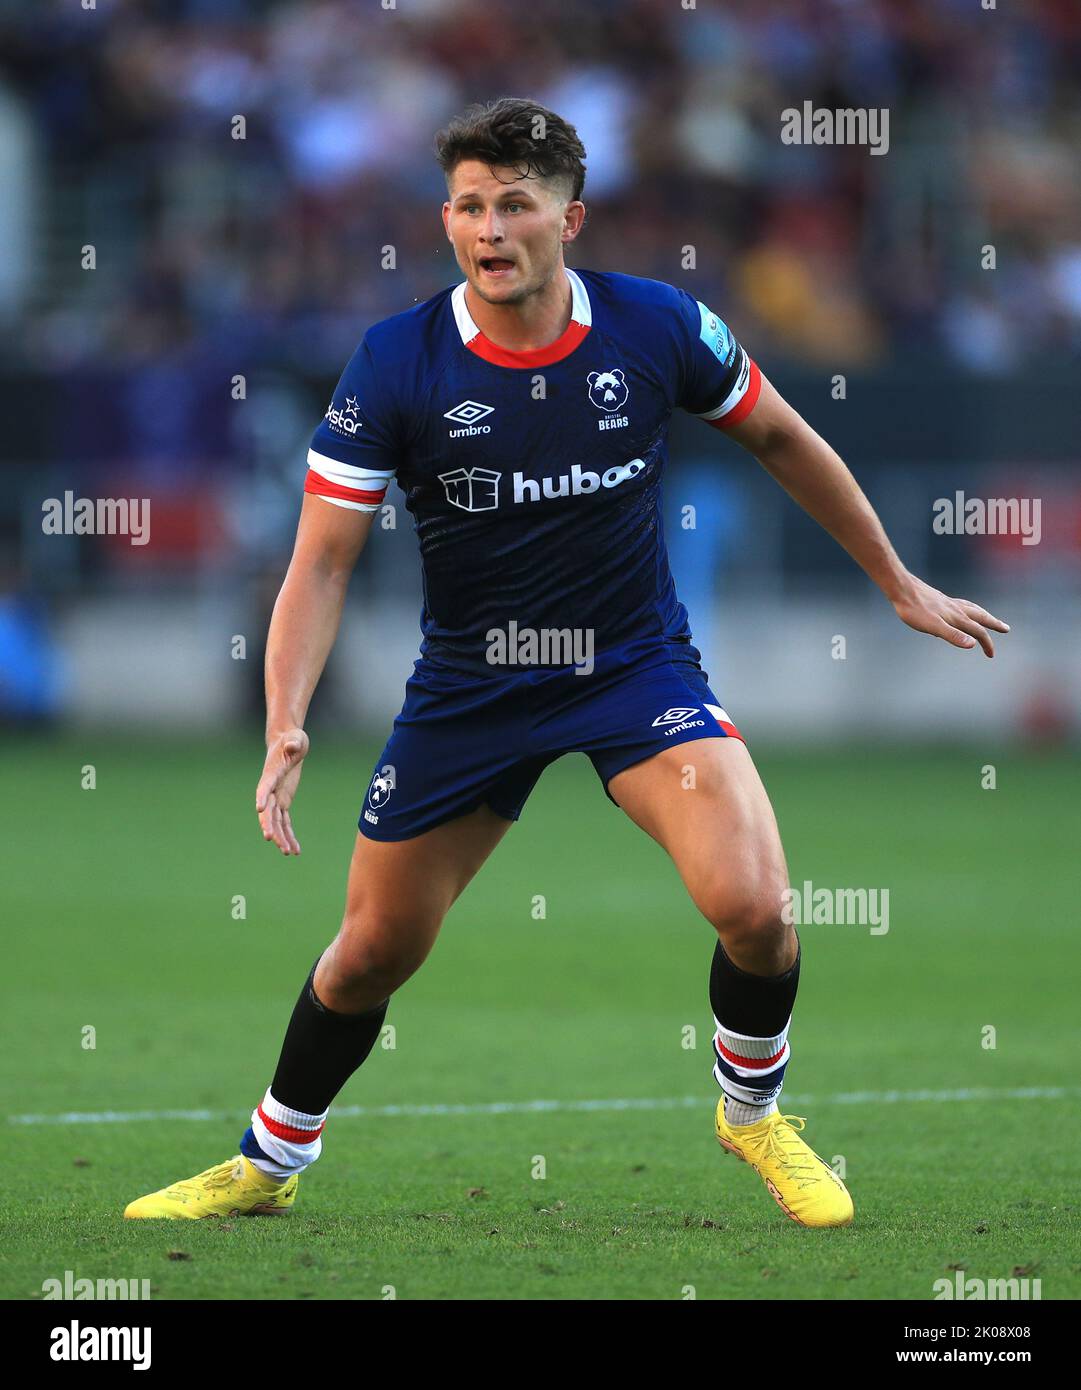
[451,267,592,346]
[8,1086,1079,1127]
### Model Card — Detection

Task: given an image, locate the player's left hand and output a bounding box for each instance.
[889,573,1009,657]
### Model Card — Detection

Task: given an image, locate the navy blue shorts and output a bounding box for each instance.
[358,638,744,842]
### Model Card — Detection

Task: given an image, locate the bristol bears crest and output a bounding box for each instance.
[368,770,395,809]
[587,369,629,413]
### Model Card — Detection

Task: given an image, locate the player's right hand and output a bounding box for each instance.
[256,727,310,856]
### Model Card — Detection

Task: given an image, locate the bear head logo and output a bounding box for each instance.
[587,369,629,413]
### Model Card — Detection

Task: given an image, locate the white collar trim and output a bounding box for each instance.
[450,267,591,346]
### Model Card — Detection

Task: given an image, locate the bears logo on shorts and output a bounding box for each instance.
[368,772,395,809]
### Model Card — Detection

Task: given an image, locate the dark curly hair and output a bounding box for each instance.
[435,97,587,203]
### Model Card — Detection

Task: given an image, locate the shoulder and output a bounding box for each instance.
[342,285,458,412]
[362,284,457,362]
[575,269,704,364]
[574,268,691,319]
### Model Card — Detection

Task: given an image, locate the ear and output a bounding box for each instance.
[587,372,599,386]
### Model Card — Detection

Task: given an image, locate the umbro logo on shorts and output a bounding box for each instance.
[652,707,700,726]
[652,706,707,738]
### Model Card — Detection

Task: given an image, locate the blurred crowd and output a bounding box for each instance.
[1,0,1080,384]
[0,0,1079,729]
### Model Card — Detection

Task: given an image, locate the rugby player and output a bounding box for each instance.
[126,98,1007,1227]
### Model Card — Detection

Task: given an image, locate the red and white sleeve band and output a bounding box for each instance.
[696,353,762,431]
[305,448,395,512]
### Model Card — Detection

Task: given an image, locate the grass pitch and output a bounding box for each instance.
[3,734,1078,1299]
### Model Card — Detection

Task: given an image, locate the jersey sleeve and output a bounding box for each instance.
[305,336,401,512]
[674,288,762,430]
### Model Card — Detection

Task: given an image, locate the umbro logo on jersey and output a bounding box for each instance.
[445,400,494,437]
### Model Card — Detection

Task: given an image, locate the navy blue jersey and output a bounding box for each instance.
[306,269,761,673]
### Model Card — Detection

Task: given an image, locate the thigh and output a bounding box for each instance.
[318,804,513,1009]
[607,736,790,935]
[346,801,513,925]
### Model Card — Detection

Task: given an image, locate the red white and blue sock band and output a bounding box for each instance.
[243,1088,328,1178]
[713,1016,790,1123]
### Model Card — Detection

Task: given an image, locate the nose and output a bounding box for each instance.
[478,208,504,243]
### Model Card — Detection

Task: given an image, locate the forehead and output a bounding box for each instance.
[446,159,554,202]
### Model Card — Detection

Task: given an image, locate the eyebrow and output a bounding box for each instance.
[452,188,537,205]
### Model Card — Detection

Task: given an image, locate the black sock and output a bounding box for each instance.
[709,936,801,1120]
[709,935,801,1036]
[270,957,389,1115]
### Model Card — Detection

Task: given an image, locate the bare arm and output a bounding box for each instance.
[256,495,376,855]
[724,372,1009,656]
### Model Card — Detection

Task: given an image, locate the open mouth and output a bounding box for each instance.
[479,257,516,277]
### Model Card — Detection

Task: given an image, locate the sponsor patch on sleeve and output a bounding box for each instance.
[696,300,736,367]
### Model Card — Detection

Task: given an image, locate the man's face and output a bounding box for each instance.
[442,159,581,305]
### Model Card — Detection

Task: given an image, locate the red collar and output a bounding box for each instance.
[452,268,593,368]
[466,318,591,368]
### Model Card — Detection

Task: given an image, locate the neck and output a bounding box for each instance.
[464,265,572,352]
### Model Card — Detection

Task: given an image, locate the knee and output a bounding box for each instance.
[698,870,790,956]
[328,905,440,997]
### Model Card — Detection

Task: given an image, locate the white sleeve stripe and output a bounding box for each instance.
[694,347,750,421]
[309,492,381,514]
[307,447,396,486]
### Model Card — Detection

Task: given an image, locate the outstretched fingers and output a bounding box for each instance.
[958,599,1010,634]
[943,598,1010,658]
[259,792,301,855]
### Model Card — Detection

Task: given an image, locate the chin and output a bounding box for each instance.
[472,276,529,304]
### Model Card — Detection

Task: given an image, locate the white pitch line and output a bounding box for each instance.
[7,1086,1080,1128]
